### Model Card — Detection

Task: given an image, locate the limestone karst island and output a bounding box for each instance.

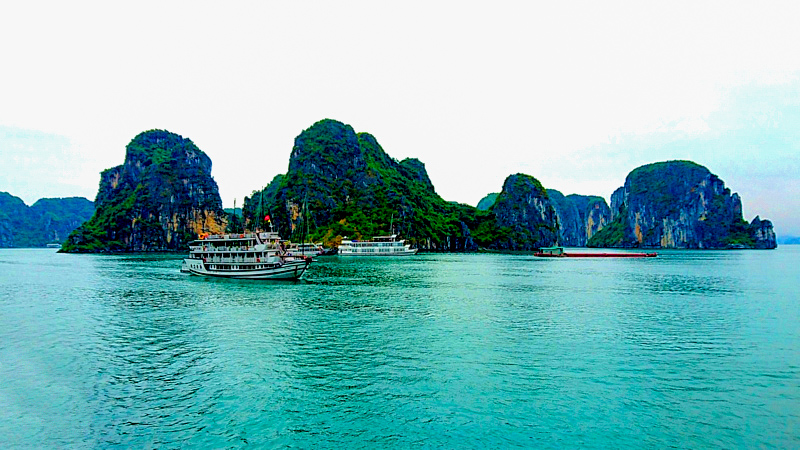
[1,119,777,251]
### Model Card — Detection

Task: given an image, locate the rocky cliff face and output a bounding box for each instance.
[548,190,611,246]
[569,194,612,243]
[244,119,482,251]
[588,160,777,249]
[610,186,625,220]
[547,190,583,246]
[0,193,94,247]
[63,130,226,252]
[490,174,559,250]
[749,216,778,249]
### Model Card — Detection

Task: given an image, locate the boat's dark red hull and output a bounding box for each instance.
[535,252,657,258]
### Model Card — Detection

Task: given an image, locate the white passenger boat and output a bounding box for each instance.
[181,231,311,280]
[338,234,417,256]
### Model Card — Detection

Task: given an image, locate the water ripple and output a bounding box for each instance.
[0,249,799,448]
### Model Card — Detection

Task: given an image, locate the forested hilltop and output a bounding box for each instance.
[243,119,578,250]
[242,119,496,251]
[0,192,94,247]
[45,122,776,253]
[243,120,777,251]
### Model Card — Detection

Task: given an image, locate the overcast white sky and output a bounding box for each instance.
[2,1,799,235]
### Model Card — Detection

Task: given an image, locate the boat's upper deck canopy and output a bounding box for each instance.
[343,234,401,243]
[538,246,565,255]
[191,231,284,245]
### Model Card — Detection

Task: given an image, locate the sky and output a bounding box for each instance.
[2,1,799,236]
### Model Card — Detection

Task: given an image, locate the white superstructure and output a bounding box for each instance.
[338,235,417,256]
[181,231,311,280]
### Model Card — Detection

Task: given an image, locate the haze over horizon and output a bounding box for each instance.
[2,2,799,236]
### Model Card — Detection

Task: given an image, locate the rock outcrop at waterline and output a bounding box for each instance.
[588,160,777,249]
[489,174,559,250]
[62,130,227,252]
[748,216,778,249]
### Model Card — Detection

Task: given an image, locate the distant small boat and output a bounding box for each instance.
[318,247,338,256]
[534,246,657,258]
[46,243,61,249]
[339,234,417,256]
[295,242,325,256]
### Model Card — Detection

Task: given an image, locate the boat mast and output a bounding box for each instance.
[257,187,274,234]
[301,193,308,255]
[258,187,264,232]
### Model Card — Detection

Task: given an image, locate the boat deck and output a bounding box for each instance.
[535,251,657,258]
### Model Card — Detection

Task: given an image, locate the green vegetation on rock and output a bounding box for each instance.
[480,173,558,250]
[48,124,774,253]
[586,207,627,247]
[243,119,495,250]
[62,130,227,252]
[588,160,776,249]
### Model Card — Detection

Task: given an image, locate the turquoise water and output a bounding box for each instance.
[1,248,798,448]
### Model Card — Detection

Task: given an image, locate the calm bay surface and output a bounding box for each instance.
[1,247,798,448]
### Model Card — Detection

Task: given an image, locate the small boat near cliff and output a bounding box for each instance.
[182,231,311,280]
[339,234,417,256]
[534,246,657,258]
[295,242,325,256]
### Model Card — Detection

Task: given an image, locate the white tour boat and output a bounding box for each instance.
[182,231,312,280]
[338,234,417,256]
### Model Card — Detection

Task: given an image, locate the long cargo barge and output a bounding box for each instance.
[534,247,657,258]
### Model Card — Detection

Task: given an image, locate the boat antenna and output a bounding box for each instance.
[301,193,308,255]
